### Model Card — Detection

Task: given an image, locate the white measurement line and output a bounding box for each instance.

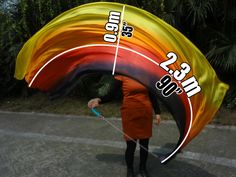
[112,5,126,75]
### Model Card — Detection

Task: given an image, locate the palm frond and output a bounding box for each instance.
[206,32,236,72]
[161,13,176,26]
[184,0,215,27]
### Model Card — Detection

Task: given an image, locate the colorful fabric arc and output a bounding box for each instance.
[14,2,229,163]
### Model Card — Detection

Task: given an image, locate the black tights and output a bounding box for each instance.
[125,138,149,169]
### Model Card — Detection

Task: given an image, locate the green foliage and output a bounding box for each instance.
[66,73,122,100]
[207,32,236,73]
[185,0,215,27]
[0,0,100,98]
[206,0,236,74]
[224,83,236,109]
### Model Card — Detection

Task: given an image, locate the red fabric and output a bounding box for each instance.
[115,75,153,140]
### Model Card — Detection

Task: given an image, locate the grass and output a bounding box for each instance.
[0,93,120,117]
[0,93,235,125]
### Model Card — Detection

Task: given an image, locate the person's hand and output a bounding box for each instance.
[154,114,161,126]
[88,98,101,109]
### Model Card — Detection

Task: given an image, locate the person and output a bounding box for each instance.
[88,75,161,177]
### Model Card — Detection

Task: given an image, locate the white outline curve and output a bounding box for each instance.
[160,98,193,163]
[28,44,159,87]
[28,43,193,163]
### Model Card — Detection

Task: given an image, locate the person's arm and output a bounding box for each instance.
[88,77,122,108]
[149,91,161,125]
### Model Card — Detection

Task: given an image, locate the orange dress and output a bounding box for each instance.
[115,75,154,140]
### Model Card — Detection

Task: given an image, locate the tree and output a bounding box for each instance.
[206,0,236,74]
[0,0,98,98]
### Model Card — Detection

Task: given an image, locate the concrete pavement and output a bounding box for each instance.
[0,111,235,177]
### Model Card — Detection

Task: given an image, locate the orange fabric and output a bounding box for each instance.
[115,75,153,140]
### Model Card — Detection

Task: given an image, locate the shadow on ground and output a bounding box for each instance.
[96,153,216,177]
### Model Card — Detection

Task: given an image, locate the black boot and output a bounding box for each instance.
[139,166,150,177]
[125,140,137,177]
[127,168,135,177]
[139,139,150,177]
